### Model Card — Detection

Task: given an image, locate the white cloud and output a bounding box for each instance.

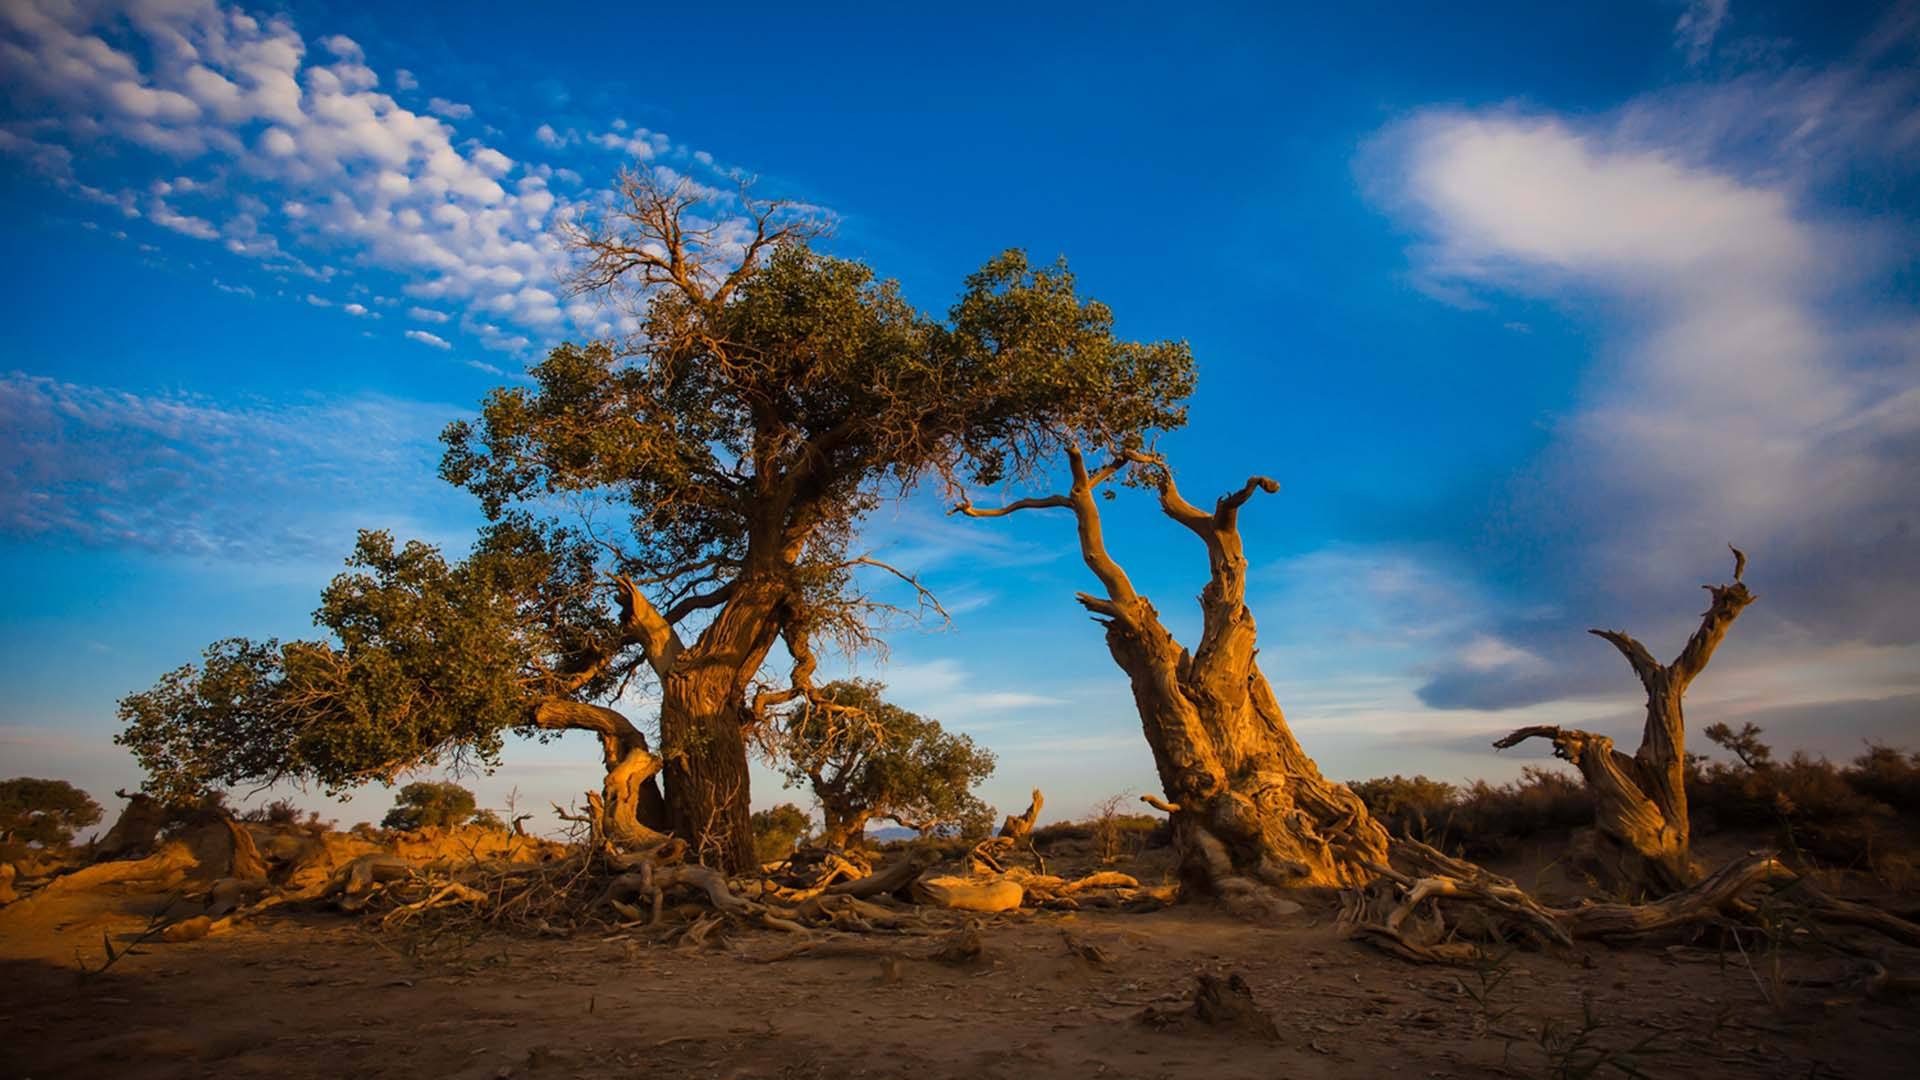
[408,306,450,323]
[393,68,418,91]
[0,0,586,352]
[426,96,472,120]
[405,329,451,349]
[342,302,369,316]
[305,293,332,307]
[1369,43,1920,705]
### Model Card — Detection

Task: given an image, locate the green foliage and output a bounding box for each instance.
[770,679,996,838]
[0,777,103,849]
[115,524,600,803]
[382,781,480,831]
[115,178,1193,828]
[751,803,813,863]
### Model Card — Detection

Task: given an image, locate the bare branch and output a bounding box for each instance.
[844,555,950,628]
[1588,628,1662,688]
[950,493,1072,518]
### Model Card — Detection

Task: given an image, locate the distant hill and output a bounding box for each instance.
[866,825,916,842]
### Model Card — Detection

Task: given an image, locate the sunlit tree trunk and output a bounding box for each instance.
[959,449,1390,906]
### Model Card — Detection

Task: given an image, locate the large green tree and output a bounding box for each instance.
[766,678,996,848]
[119,171,1191,871]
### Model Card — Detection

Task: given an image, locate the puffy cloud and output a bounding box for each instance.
[404,329,451,349]
[0,0,592,353]
[426,96,472,119]
[407,306,450,323]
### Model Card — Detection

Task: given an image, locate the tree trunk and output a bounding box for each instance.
[1494,547,1754,897]
[957,449,1391,905]
[659,669,758,870]
[818,803,871,850]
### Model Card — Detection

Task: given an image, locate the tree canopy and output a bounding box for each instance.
[767,678,997,846]
[116,170,1193,869]
[0,777,103,849]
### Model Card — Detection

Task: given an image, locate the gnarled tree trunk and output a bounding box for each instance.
[532,700,668,849]
[1494,547,1754,896]
[958,449,1390,905]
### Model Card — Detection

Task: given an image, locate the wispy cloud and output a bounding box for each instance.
[0,371,467,561]
[405,329,452,349]
[1673,0,1730,67]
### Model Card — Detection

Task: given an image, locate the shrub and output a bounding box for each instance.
[1844,744,1920,816]
[240,798,303,825]
[1349,767,1589,859]
[382,781,479,831]
[751,803,813,863]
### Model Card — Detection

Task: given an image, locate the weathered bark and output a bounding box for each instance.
[1495,547,1755,896]
[1344,838,1920,964]
[93,790,167,861]
[957,448,1390,901]
[532,700,668,850]
[997,789,1043,841]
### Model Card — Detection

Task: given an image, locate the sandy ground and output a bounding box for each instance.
[3,867,1917,1080]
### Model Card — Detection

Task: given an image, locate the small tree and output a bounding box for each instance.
[750,803,813,863]
[1703,722,1773,771]
[382,781,481,831]
[0,778,103,851]
[765,679,996,848]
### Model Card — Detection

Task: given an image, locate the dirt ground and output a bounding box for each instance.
[3,862,1917,1080]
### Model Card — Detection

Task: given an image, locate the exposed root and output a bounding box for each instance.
[1342,839,1920,965]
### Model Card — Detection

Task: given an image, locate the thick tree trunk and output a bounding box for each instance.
[1494,547,1754,897]
[659,670,758,870]
[1100,597,1389,896]
[818,803,871,850]
[958,449,1390,905]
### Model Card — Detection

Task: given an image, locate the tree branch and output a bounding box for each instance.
[1669,546,1756,688]
[1588,628,1663,689]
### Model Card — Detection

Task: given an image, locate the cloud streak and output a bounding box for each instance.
[0,371,467,561]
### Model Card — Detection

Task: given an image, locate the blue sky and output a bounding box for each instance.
[2,0,1916,830]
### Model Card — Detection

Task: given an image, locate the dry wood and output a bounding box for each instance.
[1495,546,1754,895]
[957,447,1391,899]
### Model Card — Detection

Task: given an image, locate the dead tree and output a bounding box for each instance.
[957,448,1391,903]
[1494,546,1754,895]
